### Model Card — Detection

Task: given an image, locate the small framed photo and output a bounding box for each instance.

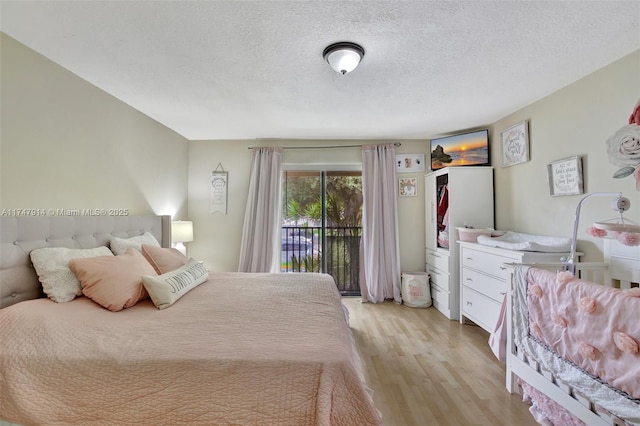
[501,121,529,167]
[396,154,425,173]
[399,177,417,197]
[547,156,583,196]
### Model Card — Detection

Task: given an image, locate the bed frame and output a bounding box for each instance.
[0,215,171,308]
[505,245,640,426]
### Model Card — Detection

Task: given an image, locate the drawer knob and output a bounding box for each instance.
[466,301,472,306]
[500,291,506,295]
[465,277,472,281]
[465,257,473,260]
[500,266,507,270]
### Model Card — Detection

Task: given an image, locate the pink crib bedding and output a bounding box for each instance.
[512,265,640,424]
[519,379,586,426]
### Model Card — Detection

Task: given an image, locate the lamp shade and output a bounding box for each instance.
[323,42,365,75]
[171,221,193,243]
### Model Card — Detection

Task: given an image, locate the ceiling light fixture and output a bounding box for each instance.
[322,42,365,75]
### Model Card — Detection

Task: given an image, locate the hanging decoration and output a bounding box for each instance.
[210,163,228,214]
[565,192,640,275]
[582,194,640,247]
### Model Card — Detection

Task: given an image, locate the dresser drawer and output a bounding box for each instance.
[609,257,640,283]
[610,241,640,260]
[462,287,501,331]
[426,264,449,287]
[430,283,449,308]
[426,248,450,273]
[461,268,507,303]
[461,248,512,280]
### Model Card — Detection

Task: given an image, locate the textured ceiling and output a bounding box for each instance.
[1,1,639,140]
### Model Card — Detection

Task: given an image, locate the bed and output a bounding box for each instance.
[0,216,382,426]
[505,252,640,426]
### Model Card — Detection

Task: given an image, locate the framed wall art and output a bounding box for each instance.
[501,120,529,167]
[430,129,489,170]
[547,156,583,196]
[399,177,417,197]
[396,154,426,173]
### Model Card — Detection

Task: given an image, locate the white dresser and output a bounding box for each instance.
[458,242,572,333]
[604,239,640,288]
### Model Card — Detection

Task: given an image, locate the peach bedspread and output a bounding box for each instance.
[0,272,381,426]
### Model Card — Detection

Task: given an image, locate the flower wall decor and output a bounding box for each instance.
[606,98,640,190]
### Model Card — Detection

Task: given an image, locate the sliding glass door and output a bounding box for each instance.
[281,170,362,295]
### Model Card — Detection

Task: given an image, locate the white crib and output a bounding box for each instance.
[505,239,640,426]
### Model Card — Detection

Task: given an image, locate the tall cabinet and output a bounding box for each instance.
[425,167,494,320]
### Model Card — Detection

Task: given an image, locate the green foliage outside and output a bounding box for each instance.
[282,173,362,227]
[290,253,322,272]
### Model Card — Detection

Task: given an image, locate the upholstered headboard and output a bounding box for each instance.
[0,215,171,308]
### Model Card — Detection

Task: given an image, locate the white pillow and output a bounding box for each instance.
[30,246,114,302]
[110,232,160,255]
[142,259,208,309]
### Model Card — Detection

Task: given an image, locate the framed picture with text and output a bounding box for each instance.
[501,121,529,167]
[547,156,583,196]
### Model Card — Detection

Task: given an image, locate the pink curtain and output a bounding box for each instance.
[238,147,282,273]
[360,144,401,303]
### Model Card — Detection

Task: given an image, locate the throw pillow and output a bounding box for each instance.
[142,259,209,310]
[30,246,114,303]
[69,248,157,311]
[141,244,188,274]
[110,232,160,255]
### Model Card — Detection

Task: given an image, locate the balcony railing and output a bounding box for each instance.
[281,226,361,295]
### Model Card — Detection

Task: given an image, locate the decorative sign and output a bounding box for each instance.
[501,121,530,167]
[210,163,228,214]
[547,156,583,196]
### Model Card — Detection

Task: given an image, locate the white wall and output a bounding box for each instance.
[4,30,637,268]
[188,140,252,270]
[490,49,640,261]
[188,139,428,272]
[188,50,640,269]
[0,33,189,219]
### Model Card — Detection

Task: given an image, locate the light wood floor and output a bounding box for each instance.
[342,297,537,426]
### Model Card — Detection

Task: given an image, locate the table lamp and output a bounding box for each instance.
[171,221,193,255]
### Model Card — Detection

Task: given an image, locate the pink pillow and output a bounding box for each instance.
[69,248,157,312]
[141,244,188,274]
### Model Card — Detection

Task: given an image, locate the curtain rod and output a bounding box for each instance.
[247,142,401,150]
